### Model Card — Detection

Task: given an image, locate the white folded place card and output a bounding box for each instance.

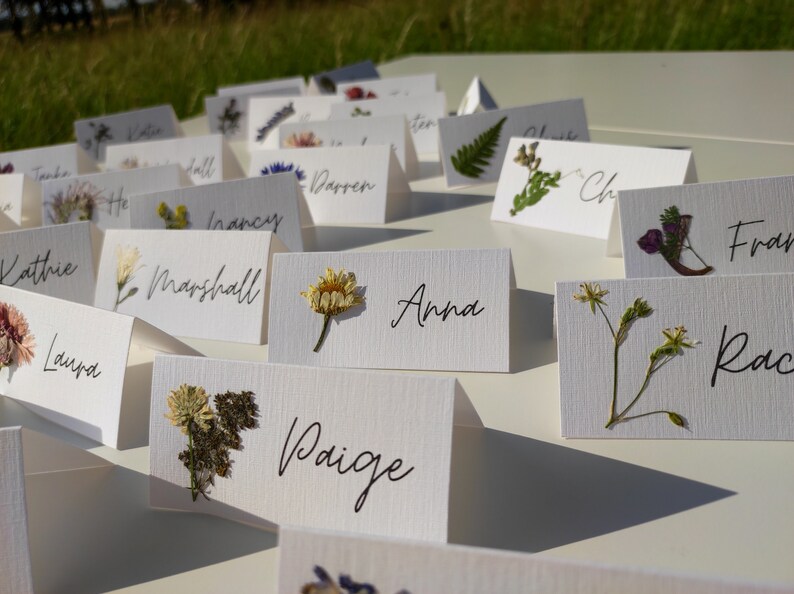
[149,354,482,541]
[74,105,181,162]
[104,134,243,186]
[0,285,197,448]
[307,60,379,95]
[0,173,41,228]
[278,526,787,594]
[128,174,309,252]
[205,95,249,141]
[218,75,306,97]
[94,229,287,343]
[40,164,190,230]
[457,75,498,115]
[438,99,590,187]
[247,145,411,225]
[336,73,437,101]
[247,96,343,150]
[556,274,794,440]
[329,92,446,155]
[0,143,97,182]
[268,248,514,372]
[277,114,419,180]
[0,222,96,304]
[620,175,794,278]
[492,138,695,244]
[0,427,33,594]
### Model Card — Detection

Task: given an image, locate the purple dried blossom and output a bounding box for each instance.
[637,229,663,254]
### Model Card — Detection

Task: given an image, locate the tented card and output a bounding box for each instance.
[0,143,97,182]
[307,60,379,95]
[247,96,343,150]
[94,230,288,343]
[620,175,794,278]
[128,174,310,252]
[218,76,306,97]
[0,222,96,304]
[279,527,789,594]
[438,99,590,187]
[491,138,695,244]
[277,114,419,180]
[104,134,243,186]
[248,146,411,224]
[557,274,794,440]
[329,92,446,155]
[0,285,198,448]
[268,248,514,372]
[336,73,437,100]
[149,354,482,541]
[74,105,182,162]
[0,427,32,594]
[0,173,41,228]
[457,75,498,115]
[41,164,191,230]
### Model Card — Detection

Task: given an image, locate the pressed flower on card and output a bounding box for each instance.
[0,302,36,370]
[284,132,323,148]
[157,202,189,229]
[301,565,411,594]
[46,181,105,224]
[637,206,713,276]
[0,163,13,174]
[83,122,113,160]
[218,98,243,136]
[114,245,143,312]
[255,102,295,143]
[344,86,377,100]
[261,161,306,185]
[301,268,364,353]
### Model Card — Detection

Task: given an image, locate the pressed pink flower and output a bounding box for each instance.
[0,302,36,368]
[284,132,323,148]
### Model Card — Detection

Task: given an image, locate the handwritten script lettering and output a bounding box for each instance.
[309,169,376,196]
[727,219,794,262]
[31,165,71,182]
[579,171,618,204]
[710,324,794,387]
[0,249,78,287]
[522,124,578,141]
[43,333,102,380]
[390,283,485,328]
[208,210,283,233]
[146,264,262,305]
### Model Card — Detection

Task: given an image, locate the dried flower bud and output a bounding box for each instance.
[668,412,686,427]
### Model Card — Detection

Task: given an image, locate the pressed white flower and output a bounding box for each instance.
[300,268,364,352]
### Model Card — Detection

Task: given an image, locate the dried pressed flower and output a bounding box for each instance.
[0,162,14,174]
[300,565,409,594]
[165,384,214,434]
[45,181,105,224]
[0,302,36,369]
[119,157,143,170]
[114,245,143,311]
[284,132,323,148]
[260,161,306,184]
[572,282,609,314]
[637,206,713,276]
[300,268,364,353]
[344,86,377,100]
[157,202,189,229]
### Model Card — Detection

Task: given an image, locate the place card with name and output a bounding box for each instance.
[247,96,343,150]
[620,175,794,278]
[0,284,198,448]
[0,143,98,183]
[94,229,287,343]
[0,173,41,228]
[104,134,243,186]
[268,248,514,372]
[218,75,307,97]
[247,145,411,225]
[149,354,482,541]
[0,427,33,593]
[278,526,784,594]
[277,114,419,180]
[456,75,498,115]
[41,164,191,230]
[307,60,379,95]
[74,105,182,162]
[128,174,309,252]
[556,273,794,440]
[438,99,590,187]
[329,92,446,155]
[336,73,437,101]
[0,222,96,304]
[491,138,695,244]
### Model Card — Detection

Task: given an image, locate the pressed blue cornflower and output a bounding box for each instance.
[312,565,333,584]
[260,161,306,183]
[339,574,376,594]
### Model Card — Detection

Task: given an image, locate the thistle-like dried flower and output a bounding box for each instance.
[301,268,364,352]
[114,245,143,311]
[165,384,214,434]
[46,181,105,224]
[0,302,36,369]
[285,132,323,148]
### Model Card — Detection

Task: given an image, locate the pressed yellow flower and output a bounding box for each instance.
[116,245,143,287]
[573,282,609,314]
[165,384,214,435]
[300,268,364,352]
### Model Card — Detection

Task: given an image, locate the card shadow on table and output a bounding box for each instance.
[510,289,557,373]
[302,226,428,252]
[448,426,735,553]
[25,465,277,593]
[403,191,493,220]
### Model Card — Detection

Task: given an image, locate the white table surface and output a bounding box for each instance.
[3,52,794,593]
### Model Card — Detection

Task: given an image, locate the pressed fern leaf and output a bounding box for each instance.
[450,116,507,178]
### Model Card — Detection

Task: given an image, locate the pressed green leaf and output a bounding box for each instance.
[450,116,507,178]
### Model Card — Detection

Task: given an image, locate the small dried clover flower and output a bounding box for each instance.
[165,384,214,434]
[573,282,609,314]
[0,302,36,369]
[301,268,364,353]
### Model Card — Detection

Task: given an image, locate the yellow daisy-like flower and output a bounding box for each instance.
[165,384,214,435]
[300,268,364,352]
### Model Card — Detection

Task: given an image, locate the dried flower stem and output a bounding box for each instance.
[313,313,331,353]
[187,424,198,501]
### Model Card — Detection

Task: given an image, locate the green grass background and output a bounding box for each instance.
[1,0,792,151]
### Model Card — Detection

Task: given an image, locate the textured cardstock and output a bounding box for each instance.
[128,174,310,252]
[277,115,419,180]
[149,354,481,541]
[0,285,197,448]
[492,138,695,243]
[218,76,306,97]
[329,92,446,155]
[104,134,243,186]
[247,96,343,150]
[620,175,794,278]
[439,99,590,187]
[248,145,411,225]
[0,222,96,304]
[278,527,790,594]
[74,105,181,162]
[268,249,514,372]
[307,60,379,95]
[557,274,794,440]
[0,427,33,594]
[0,174,41,228]
[94,229,287,343]
[336,73,437,100]
[41,164,190,230]
[457,76,498,115]
[0,143,97,182]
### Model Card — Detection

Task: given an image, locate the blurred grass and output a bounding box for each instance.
[1,0,792,151]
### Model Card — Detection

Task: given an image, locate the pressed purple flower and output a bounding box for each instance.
[312,565,332,584]
[260,161,306,183]
[339,574,376,594]
[0,162,13,174]
[662,222,679,234]
[637,228,663,254]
